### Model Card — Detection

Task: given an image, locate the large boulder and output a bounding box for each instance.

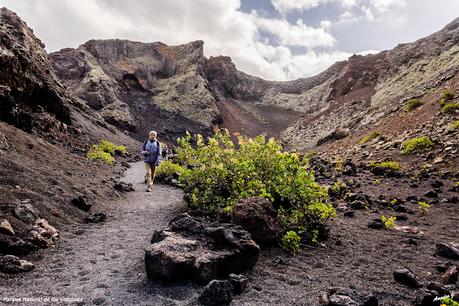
[231,197,280,244]
[144,213,260,284]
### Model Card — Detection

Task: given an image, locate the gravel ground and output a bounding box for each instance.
[1,162,200,306]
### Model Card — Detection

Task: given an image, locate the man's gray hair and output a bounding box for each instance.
[149,131,157,138]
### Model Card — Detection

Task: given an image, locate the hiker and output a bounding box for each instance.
[141,131,161,192]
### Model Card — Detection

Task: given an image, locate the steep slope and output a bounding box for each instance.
[0,8,139,255]
[51,18,459,151]
[50,40,221,143]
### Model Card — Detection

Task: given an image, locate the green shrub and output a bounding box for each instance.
[87,140,128,164]
[373,179,382,185]
[359,131,381,145]
[329,179,349,199]
[417,201,430,215]
[441,297,459,306]
[97,140,128,156]
[406,98,422,111]
[401,136,434,154]
[380,215,396,229]
[155,160,187,181]
[368,161,401,171]
[281,230,301,254]
[442,102,459,114]
[174,130,335,248]
[441,88,455,101]
[447,120,459,130]
[87,145,115,164]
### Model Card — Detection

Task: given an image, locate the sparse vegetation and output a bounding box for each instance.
[359,131,381,145]
[329,179,349,199]
[172,130,335,250]
[401,136,434,154]
[441,88,455,101]
[373,178,382,185]
[380,215,396,229]
[406,98,422,111]
[87,140,128,164]
[440,297,459,306]
[417,201,430,215]
[442,102,459,114]
[368,161,401,171]
[281,230,301,254]
[447,120,459,130]
[155,160,186,182]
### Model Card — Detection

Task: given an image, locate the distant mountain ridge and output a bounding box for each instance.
[49,16,459,149]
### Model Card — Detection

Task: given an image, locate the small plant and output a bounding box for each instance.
[98,140,128,156]
[389,198,399,205]
[155,160,187,182]
[334,158,344,173]
[406,98,422,111]
[441,88,455,101]
[440,296,459,306]
[87,140,128,164]
[401,136,434,154]
[87,146,115,164]
[373,178,382,185]
[329,179,349,199]
[447,120,459,130]
[442,102,459,114]
[417,201,430,215]
[368,161,401,171]
[281,230,301,254]
[359,131,381,145]
[380,215,396,229]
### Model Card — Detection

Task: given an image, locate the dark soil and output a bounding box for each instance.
[1,162,200,305]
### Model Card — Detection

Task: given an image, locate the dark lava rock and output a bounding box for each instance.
[426,282,451,296]
[350,200,367,210]
[431,180,443,188]
[414,289,441,306]
[346,193,372,206]
[441,265,458,285]
[0,235,38,255]
[0,255,34,273]
[231,197,280,244]
[437,261,454,273]
[396,214,408,221]
[114,181,135,192]
[436,243,459,259]
[144,213,260,284]
[327,288,378,306]
[393,267,422,288]
[71,196,92,212]
[424,190,438,198]
[198,279,233,306]
[368,219,384,229]
[342,160,357,176]
[229,273,248,295]
[14,201,39,223]
[344,211,354,218]
[84,213,107,223]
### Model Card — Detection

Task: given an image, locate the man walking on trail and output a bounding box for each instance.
[141,131,161,192]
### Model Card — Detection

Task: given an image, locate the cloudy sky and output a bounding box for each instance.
[2,0,458,81]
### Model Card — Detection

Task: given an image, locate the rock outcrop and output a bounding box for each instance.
[144,213,260,284]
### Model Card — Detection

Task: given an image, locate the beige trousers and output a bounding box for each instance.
[145,163,156,187]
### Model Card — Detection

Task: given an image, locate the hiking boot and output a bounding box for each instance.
[146,186,152,192]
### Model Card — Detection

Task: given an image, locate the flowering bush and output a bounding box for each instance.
[173,130,335,249]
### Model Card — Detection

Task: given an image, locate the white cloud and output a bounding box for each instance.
[0,0,348,81]
[271,0,357,13]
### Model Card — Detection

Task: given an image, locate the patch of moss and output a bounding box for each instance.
[447,120,459,130]
[359,131,381,145]
[401,136,434,154]
[406,98,422,111]
[442,102,459,114]
[368,161,401,171]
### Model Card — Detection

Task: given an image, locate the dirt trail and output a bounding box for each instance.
[1,162,200,305]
